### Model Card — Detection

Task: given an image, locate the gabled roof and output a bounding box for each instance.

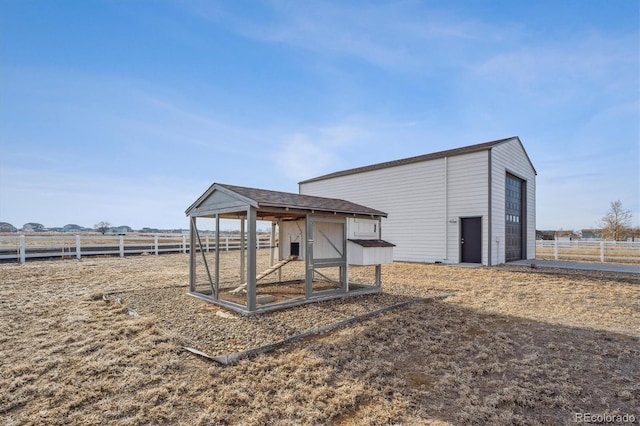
[299,136,536,184]
[186,183,387,217]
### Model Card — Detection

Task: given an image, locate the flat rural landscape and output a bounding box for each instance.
[1,252,638,425]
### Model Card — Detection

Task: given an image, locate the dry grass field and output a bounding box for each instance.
[1,253,638,425]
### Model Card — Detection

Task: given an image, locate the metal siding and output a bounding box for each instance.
[446,151,490,264]
[300,160,445,262]
[300,138,535,266]
[491,140,536,263]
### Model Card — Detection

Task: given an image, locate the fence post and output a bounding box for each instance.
[206,234,210,253]
[154,235,159,256]
[19,235,25,264]
[554,240,558,260]
[119,236,124,257]
[76,235,81,260]
[225,236,229,251]
[600,241,605,262]
[182,235,187,254]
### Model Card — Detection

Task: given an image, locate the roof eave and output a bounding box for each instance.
[298,136,518,185]
[259,202,387,218]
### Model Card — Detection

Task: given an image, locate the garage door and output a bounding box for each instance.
[505,174,523,261]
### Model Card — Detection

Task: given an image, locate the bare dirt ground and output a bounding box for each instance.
[1,253,638,425]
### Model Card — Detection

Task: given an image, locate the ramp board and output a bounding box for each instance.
[230,256,296,294]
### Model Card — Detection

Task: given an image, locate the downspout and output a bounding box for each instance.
[444,156,448,261]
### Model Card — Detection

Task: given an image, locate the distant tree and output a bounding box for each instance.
[94,221,111,235]
[599,200,632,241]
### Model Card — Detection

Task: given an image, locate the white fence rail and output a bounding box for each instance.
[5,235,637,265]
[536,240,640,263]
[0,234,273,264]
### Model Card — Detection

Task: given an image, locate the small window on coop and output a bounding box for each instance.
[353,219,378,238]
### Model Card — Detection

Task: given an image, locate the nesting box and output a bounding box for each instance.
[348,239,395,265]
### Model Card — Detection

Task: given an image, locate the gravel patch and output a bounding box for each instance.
[113,285,442,356]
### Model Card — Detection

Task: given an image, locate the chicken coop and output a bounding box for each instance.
[185,183,394,314]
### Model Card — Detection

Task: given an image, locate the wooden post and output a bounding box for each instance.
[554,240,558,260]
[225,237,229,251]
[19,235,25,264]
[182,234,187,254]
[154,235,159,256]
[600,241,605,262]
[119,236,124,257]
[240,218,246,285]
[189,217,196,292]
[76,235,81,260]
[269,221,276,267]
[215,215,220,298]
[206,234,209,253]
[305,216,313,299]
[246,207,257,311]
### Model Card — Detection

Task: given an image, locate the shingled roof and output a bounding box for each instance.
[299,136,534,184]
[186,183,387,217]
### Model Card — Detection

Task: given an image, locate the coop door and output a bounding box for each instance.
[311,221,345,261]
[306,219,346,296]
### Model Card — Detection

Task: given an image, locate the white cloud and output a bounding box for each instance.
[472,34,637,100]
[193,1,510,73]
[273,134,335,181]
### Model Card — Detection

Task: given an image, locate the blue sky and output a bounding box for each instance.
[1,0,638,231]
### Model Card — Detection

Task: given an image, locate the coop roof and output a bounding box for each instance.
[186,183,387,218]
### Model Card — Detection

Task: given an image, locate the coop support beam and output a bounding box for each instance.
[215,214,220,298]
[189,217,196,292]
[341,219,347,292]
[345,262,350,293]
[194,220,215,298]
[246,206,257,311]
[305,215,313,299]
[277,219,283,282]
[240,217,245,284]
[269,221,276,267]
